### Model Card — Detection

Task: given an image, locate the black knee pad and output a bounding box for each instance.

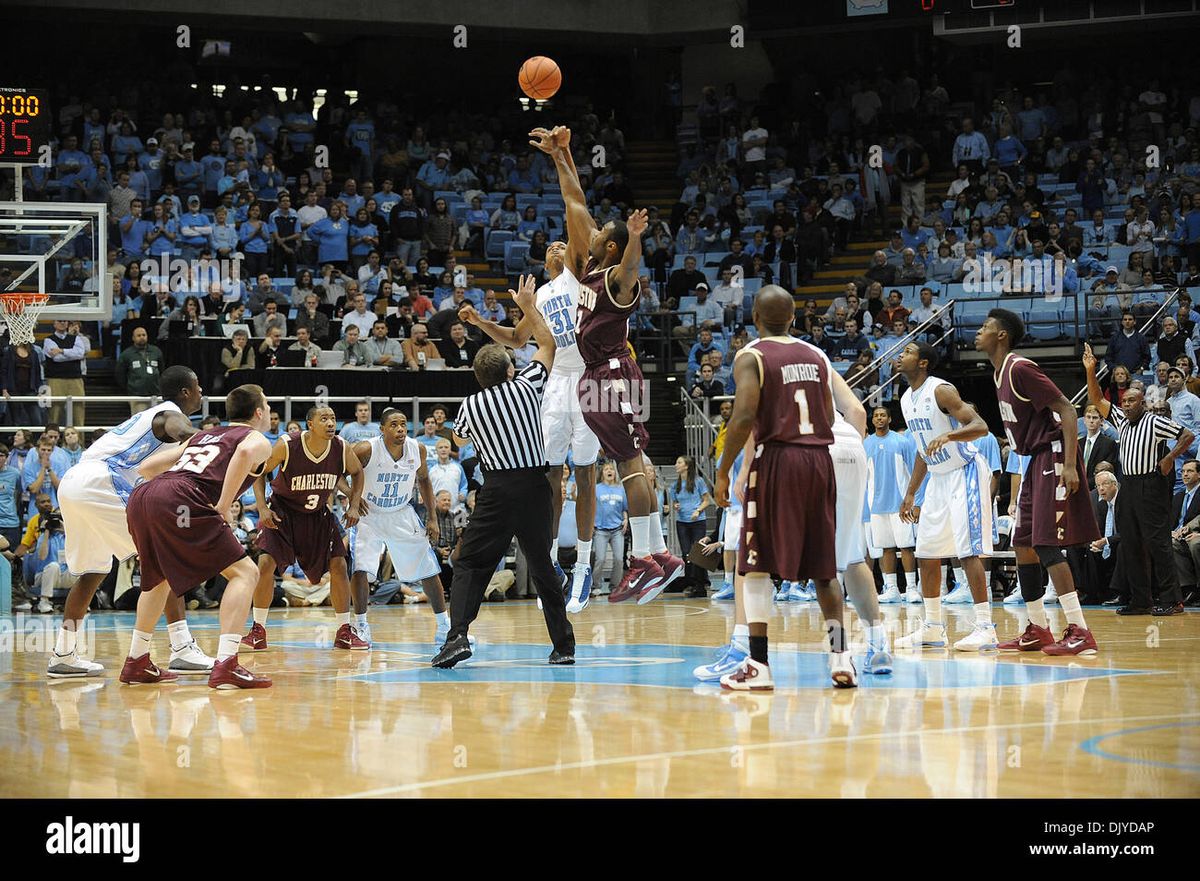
[1016,563,1045,603]
[1034,546,1066,570]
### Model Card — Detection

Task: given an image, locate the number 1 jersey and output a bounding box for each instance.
[736,337,834,447]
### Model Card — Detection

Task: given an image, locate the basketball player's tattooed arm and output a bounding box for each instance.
[154,410,198,444]
[1081,342,1112,420]
[342,442,364,529]
[415,454,440,546]
[254,439,290,530]
[716,353,763,508]
[217,433,272,517]
[924,383,988,457]
[530,126,591,278]
[612,209,649,307]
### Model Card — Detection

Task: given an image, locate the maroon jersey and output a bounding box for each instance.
[739,337,833,447]
[577,257,639,367]
[268,431,347,512]
[158,425,263,505]
[994,352,1065,455]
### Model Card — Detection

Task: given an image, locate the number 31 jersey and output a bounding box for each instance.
[267,431,348,513]
[736,337,833,447]
[536,268,585,375]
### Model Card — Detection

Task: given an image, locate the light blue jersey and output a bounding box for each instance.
[863,430,916,515]
[976,432,1003,473]
[80,401,183,501]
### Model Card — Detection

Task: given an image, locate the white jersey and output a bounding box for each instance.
[80,401,183,497]
[359,435,424,527]
[900,376,979,474]
[536,267,585,374]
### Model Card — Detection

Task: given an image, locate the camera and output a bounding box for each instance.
[42,511,64,532]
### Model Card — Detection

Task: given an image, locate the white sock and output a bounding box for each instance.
[336,612,351,627]
[1059,591,1086,628]
[904,570,918,591]
[648,510,669,553]
[436,610,450,628]
[575,540,592,569]
[867,623,888,651]
[253,606,269,626]
[55,622,80,657]
[883,572,898,590]
[732,623,750,648]
[984,570,993,592]
[217,633,241,661]
[952,567,967,591]
[631,515,652,558]
[355,613,368,630]
[550,539,559,559]
[1026,597,1049,628]
[129,629,152,659]
[923,596,942,625]
[974,601,992,626]
[167,619,192,652]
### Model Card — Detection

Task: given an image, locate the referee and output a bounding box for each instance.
[1084,344,1194,614]
[432,275,575,668]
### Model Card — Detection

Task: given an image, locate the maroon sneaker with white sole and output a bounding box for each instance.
[608,556,665,604]
[208,655,272,689]
[119,653,179,685]
[997,622,1055,651]
[1041,624,1099,656]
[334,623,370,651]
[240,622,268,652]
[641,552,685,604]
[720,657,775,691]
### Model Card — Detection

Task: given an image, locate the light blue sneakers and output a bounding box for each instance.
[788,580,812,601]
[943,583,973,604]
[693,642,750,681]
[864,645,894,675]
[713,580,736,601]
[775,581,792,601]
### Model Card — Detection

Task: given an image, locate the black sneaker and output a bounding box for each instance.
[431,634,472,668]
[1153,602,1185,616]
[685,584,708,599]
[1116,606,1153,616]
[549,649,575,665]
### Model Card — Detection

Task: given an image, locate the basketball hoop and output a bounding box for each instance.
[0,292,51,345]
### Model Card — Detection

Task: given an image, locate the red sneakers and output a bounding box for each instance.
[720,658,775,691]
[334,623,370,651]
[997,622,1055,651]
[1042,624,1099,656]
[609,556,665,604]
[240,622,268,652]
[208,655,272,689]
[119,653,179,685]
[642,553,685,604]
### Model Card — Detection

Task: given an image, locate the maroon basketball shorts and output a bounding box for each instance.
[1014,443,1101,548]
[128,479,250,596]
[577,355,651,462]
[738,443,837,581]
[256,500,348,583]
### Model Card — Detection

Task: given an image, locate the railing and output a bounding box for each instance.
[679,385,720,486]
[0,394,467,433]
[1069,285,1183,408]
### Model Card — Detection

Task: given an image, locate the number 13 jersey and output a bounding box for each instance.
[736,337,833,448]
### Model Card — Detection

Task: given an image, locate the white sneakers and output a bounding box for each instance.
[895,619,948,649]
[168,640,216,675]
[830,652,858,688]
[47,653,105,679]
[953,622,999,653]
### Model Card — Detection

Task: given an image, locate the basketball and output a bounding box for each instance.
[518,55,561,100]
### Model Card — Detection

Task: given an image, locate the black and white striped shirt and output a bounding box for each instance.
[1109,404,1186,475]
[455,361,549,472]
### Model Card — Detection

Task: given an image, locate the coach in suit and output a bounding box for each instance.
[1171,459,1200,606]
[1079,404,1119,487]
[1074,469,1122,603]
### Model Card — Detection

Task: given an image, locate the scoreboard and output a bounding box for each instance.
[0,86,50,165]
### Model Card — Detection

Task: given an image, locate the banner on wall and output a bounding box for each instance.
[847,0,889,16]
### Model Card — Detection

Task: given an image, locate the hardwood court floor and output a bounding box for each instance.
[1,599,1197,798]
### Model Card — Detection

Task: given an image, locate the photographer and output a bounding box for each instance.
[7,493,74,614]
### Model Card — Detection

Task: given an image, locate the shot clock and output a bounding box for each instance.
[0,87,50,164]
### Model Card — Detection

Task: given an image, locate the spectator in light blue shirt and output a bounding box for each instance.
[143,203,177,257]
[308,203,350,267]
[110,123,143,167]
[691,285,725,328]
[338,401,381,443]
[951,118,990,170]
[118,199,151,260]
[208,205,239,260]
[416,152,452,208]
[0,449,21,549]
[22,433,71,516]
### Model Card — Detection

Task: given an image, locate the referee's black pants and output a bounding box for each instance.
[449,467,575,654]
[1116,473,1184,609]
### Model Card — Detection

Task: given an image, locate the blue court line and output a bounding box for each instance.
[1078,722,1200,772]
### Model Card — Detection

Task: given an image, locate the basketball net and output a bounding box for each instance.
[0,293,51,345]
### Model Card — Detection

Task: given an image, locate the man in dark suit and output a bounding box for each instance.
[1081,469,1122,604]
[1079,404,1119,487]
[1170,459,1200,608]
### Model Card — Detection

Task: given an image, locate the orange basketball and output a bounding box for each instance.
[519,56,562,100]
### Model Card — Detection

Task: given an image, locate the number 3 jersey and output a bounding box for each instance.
[267,431,348,513]
[160,425,266,506]
[736,336,834,447]
[537,268,585,375]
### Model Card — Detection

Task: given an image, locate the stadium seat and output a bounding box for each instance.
[1026,301,1064,340]
[955,300,992,344]
[486,229,514,259]
[504,240,530,274]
